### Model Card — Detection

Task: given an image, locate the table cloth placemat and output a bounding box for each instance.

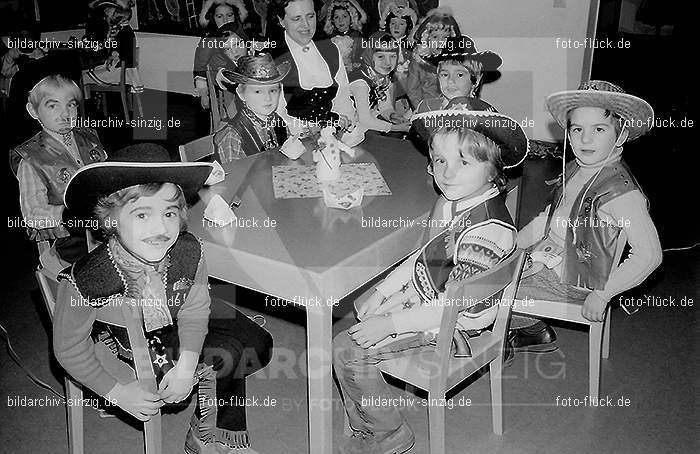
[272,163,392,199]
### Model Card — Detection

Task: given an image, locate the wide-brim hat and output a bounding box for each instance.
[89,0,133,10]
[219,53,291,88]
[424,35,502,72]
[545,80,654,141]
[411,97,528,169]
[64,143,216,220]
[380,2,418,30]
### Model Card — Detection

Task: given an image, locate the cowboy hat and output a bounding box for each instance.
[424,35,502,72]
[411,97,528,169]
[219,53,291,88]
[545,80,654,141]
[64,143,218,220]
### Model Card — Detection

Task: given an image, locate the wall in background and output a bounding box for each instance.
[441,0,597,141]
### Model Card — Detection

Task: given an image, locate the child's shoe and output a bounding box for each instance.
[184,428,259,454]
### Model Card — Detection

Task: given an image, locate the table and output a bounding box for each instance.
[187,132,438,454]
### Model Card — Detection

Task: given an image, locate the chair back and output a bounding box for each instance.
[431,251,525,393]
[206,65,225,133]
[179,134,216,162]
[505,178,520,225]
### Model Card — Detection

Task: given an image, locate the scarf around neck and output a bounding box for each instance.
[109,236,173,332]
[359,64,391,109]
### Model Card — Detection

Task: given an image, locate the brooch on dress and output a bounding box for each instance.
[172,277,194,292]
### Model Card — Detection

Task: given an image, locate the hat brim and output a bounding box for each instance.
[221,61,291,87]
[426,49,502,72]
[545,90,654,141]
[411,110,529,169]
[64,162,215,220]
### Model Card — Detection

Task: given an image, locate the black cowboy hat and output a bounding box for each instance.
[424,35,502,72]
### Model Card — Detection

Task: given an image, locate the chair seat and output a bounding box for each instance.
[379,331,502,393]
[86,84,124,93]
[514,298,591,325]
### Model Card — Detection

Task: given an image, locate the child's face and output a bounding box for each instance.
[389,17,408,40]
[332,8,351,34]
[373,50,398,75]
[427,28,449,49]
[223,33,246,62]
[430,132,493,201]
[27,85,79,135]
[438,62,473,100]
[116,184,181,263]
[239,83,281,116]
[214,5,236,28]
[568,107,625,166]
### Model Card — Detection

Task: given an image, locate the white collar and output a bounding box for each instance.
[452,185,501,215]
[285,32,317,54]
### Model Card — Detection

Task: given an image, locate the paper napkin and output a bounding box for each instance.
[203,194,237,226]
[204,160,226,186]
[322,186,364,210]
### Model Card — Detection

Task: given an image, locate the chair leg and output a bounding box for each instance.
[65,377,84,454]
[343,409,352,436]
[101,93,109,118]
[589,322,604,400]
[602,306,611,359]
[120,89,130,123]
[132,91,144,119]
[489,357,504,435]
[144,412,162,454]
[427,392,445,454]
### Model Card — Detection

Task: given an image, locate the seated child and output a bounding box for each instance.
[11,74,108,268]
[214,53,290,162]
[347,31,410,135]
[333,100,528,454]
[53,144,272,454]
[405,7,459,109]
[416,34,502,112]
[82,0,143,92]
[510,80,663,352]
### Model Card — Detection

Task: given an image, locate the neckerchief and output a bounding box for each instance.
[241,105,280,150]
[359,64,391,109]
[109,236,173,332]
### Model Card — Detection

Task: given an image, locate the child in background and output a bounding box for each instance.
[53,144,272,454]
[510,80,663,352]
[82,0,143,92]
[334,100,528,454]
[347,31,410,135]
[405,7,460,109]
[193,0,248,109]
[379,1,418,95]
[322,0,368,70]
[416,34,502,112]
[214,53,290,161]
[11,75,107,269]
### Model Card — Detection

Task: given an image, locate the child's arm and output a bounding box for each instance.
[582,190,663,321]
[349,80,393,133]
[404,59,422,110]
[213,126,245,162]
[53,281,118,397]
[17,160,68,239]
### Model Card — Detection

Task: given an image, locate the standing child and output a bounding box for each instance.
[11,74,107,269]
[53,144,272,454]
[214,53,290,161]
[333,100,528,454]
[510,80,663,351]
[416,34,501,113]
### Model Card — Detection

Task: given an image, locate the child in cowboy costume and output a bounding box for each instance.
[333,98,528,454]
[510,80,663,351]
[416,34,502,113]
[11,74,108,268]
[52,144,272,453]
[215,53,290,162]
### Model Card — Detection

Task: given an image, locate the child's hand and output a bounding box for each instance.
[107,381,163,421]
[348,315,395,348]
[158,362,197,404]
[581,291,608,322]
[356,290,385,319]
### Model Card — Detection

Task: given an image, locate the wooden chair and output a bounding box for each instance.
[84,49,143,123]
[206,65,226,133]
[512,231,628,399]
[36,267,162,454]
[363,251,525,454]
[179,134,216,162]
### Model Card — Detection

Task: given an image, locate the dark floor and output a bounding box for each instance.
[0,28,697,454]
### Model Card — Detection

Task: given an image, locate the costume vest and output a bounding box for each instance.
[58,233,202,365]
[225,111,288,156]
[11,128,107,205]
[546,159,644,290]
[277,39,340,124]
[412,193,515,303]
